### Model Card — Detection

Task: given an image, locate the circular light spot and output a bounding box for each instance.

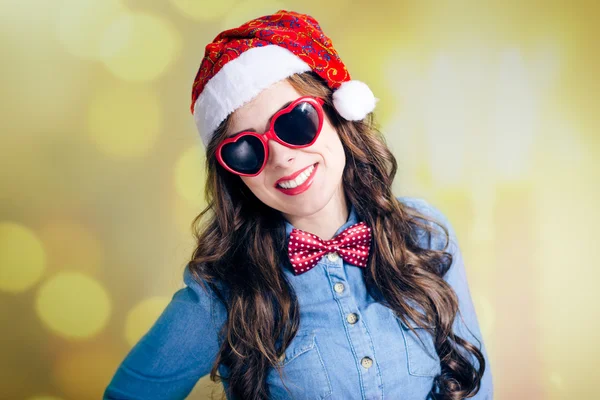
[100,12,182,82]
[57,0,126,60]
[87,84,161,157]
[0,222,46,293]
[38,220,104,276]
[35,272,111,339]
[169,0,235,21]
[125,296,171,347]
[174,146,207,207]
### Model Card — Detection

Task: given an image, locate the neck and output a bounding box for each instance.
[283,187,349,241]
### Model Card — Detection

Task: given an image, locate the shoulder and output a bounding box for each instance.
[398,197,493,395]
[395,195,450,228]
[180,263,229,317]
[395,195,457,252]
[172,263,224,312]
[103,264,227,396]
[179,264,212,301]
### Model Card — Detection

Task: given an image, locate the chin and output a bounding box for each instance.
[289,196,328,216]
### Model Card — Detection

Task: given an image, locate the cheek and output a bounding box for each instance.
[319,127,345,167]
[240,175,269,195]
[240,176,258,189]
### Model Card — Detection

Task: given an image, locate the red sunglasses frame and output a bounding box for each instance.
[216,96,326,177]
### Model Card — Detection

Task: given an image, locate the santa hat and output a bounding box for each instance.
[190,10,378,147]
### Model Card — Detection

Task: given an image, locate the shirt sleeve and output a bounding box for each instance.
[400,197,495,399]
[103,264,225,400]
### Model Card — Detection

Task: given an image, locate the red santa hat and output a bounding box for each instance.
[190,10,378,147]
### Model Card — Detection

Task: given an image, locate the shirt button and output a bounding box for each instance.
[333,282,345,293]
[346,313,358,324]
[361,356,373,369]
[327,252,340,261]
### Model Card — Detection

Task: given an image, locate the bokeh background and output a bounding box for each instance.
[1,0,599,398]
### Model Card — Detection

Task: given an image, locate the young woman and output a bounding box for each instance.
[105,10,493,400]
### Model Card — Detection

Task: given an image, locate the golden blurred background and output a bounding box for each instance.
[1,0,599,398]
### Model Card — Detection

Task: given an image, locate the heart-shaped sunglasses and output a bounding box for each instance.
[216,96,325,176]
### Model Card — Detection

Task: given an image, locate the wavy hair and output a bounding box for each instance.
[188,71,485,399]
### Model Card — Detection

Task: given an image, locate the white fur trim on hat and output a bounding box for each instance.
[193,45,312,146]
[332,80,378,121]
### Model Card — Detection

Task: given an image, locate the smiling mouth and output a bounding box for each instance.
[276,163,317,189]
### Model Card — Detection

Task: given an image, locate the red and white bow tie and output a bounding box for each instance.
[288,221,372,275]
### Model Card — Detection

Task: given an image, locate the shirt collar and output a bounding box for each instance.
[284,202,359,240]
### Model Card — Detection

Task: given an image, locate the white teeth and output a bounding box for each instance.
[278,164,315,189]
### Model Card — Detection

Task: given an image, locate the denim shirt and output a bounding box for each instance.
[104,196,493,399]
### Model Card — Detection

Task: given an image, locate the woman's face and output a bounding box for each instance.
[225,79,346,218]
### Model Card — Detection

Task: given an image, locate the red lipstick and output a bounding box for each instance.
[274,163,318,196]
[274,163,316,187]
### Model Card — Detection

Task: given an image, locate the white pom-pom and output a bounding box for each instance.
[332,80,378,121]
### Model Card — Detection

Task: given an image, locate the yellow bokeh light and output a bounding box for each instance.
[169,0,235,21]
[38,220,104,276]
[0,222,46,293]
[490,49,539,181]
[385,45,550,188]
[100,12,182,82]
[3,0,600,397]
[87,84,161,157]
[35,272,111,339]
[125,296,171,347]
[221,0,285,29]
[424,52,470,187]
[56,0,126,60]
[175,146,207,207]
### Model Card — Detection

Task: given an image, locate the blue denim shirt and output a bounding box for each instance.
[104,196,493,399]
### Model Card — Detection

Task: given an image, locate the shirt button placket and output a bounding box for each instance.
[326,248,382,400]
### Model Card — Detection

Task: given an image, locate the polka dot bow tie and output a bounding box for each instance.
[288,221,372,275]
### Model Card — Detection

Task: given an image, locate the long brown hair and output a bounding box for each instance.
[188,71,485,399]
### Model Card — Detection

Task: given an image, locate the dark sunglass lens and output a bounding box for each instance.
[274,102,319,145]
[221,135,265,174]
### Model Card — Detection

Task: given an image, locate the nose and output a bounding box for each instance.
[267,138,295,169]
